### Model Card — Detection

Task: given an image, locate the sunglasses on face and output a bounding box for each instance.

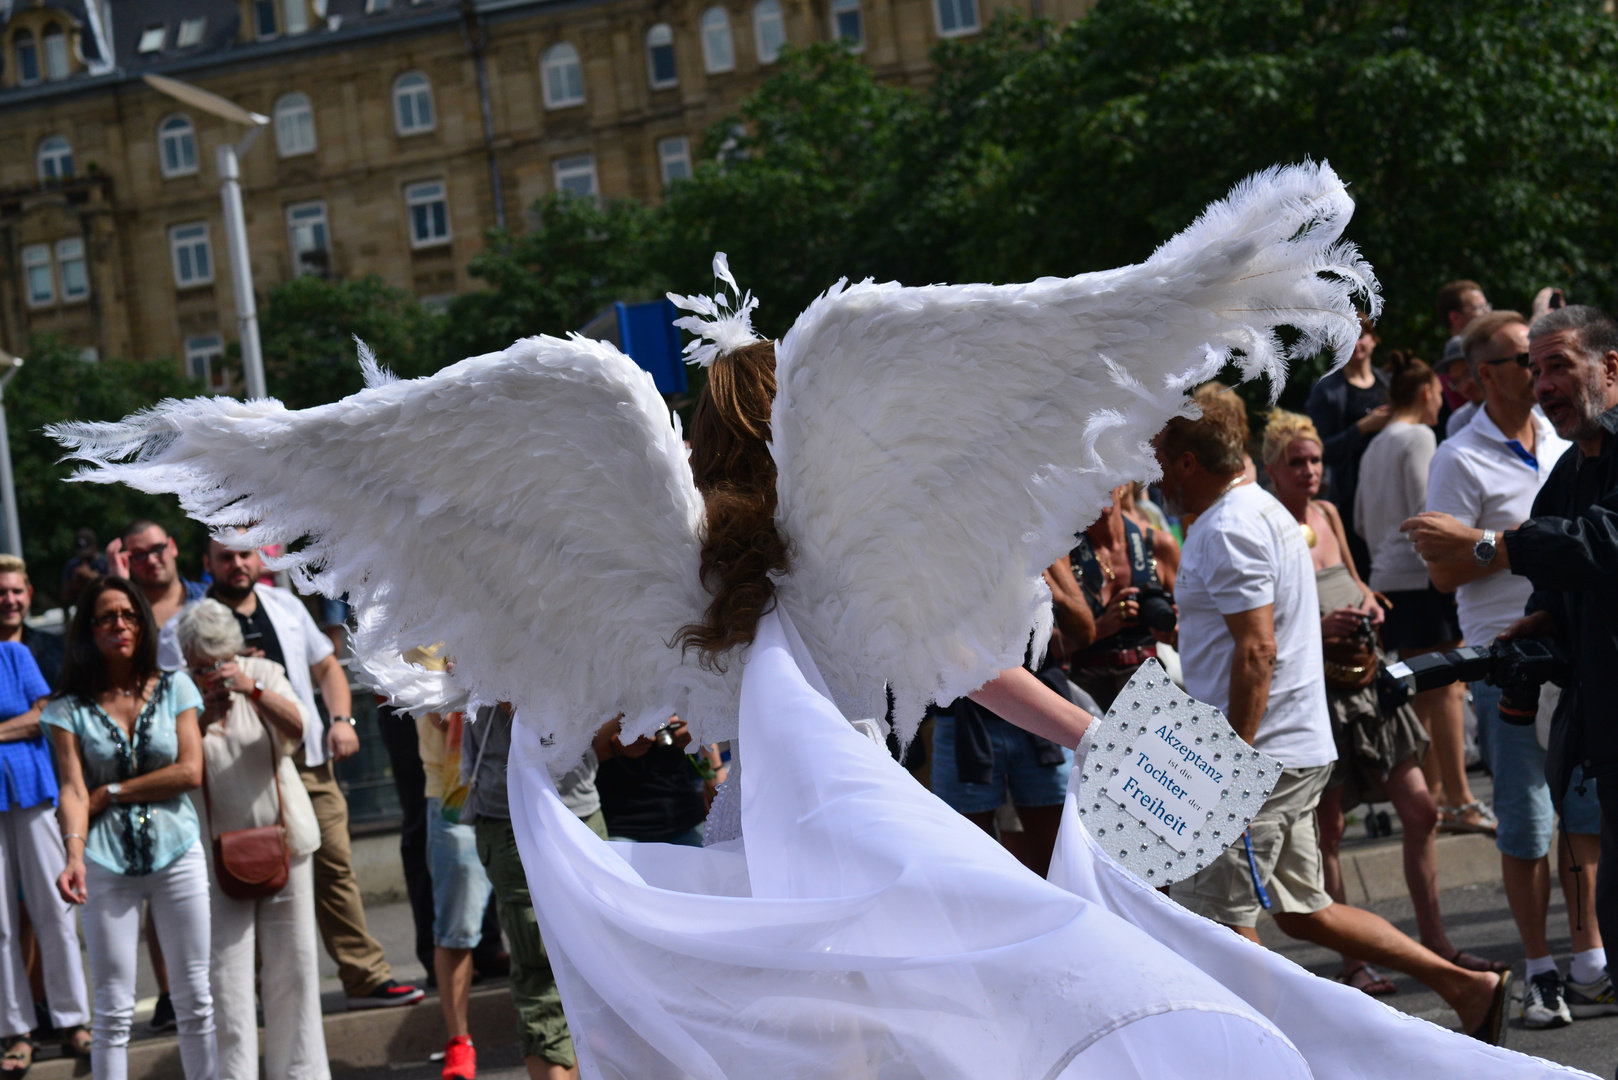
[92,610,141,630]
[126,544,170,562]
[1483,352,1530,369]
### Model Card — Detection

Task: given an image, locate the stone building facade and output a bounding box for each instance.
[0,0,1092,376]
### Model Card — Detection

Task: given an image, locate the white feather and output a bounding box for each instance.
[48,335,734,769]
[770,160,1377,745]
[354,335,397,390]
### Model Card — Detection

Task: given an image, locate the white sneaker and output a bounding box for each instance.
[1565,972,1618,1018]
[1522,969,1573,1029]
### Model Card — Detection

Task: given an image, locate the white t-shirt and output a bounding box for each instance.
[1426,406,1569,644]
[1354,420,1436,592]
[1176,484,1335,769]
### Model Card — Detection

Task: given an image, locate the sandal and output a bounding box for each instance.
[1,1035,35,1079]
[1440,800,1498,836]
[1336,964,1398,997]
[61,1026,91,1061]
[1444,948,1510,974]
[1468,970,1512,1046]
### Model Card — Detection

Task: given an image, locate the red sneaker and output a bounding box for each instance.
[442,1035,475,1080]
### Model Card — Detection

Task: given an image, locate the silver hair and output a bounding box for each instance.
[1529,304,1618,364]
[175,598,245,662]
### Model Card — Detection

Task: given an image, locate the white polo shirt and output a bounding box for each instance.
[1425,405,1569,645]
[1175,483,1335,769]
[159,584,336,766]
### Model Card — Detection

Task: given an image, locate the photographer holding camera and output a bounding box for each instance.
[1406,303,1618,1019]
[1062,483,1180,711]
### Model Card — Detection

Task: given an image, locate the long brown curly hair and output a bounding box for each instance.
[676,340,790,669]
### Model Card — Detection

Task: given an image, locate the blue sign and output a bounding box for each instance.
[582,300,687,395]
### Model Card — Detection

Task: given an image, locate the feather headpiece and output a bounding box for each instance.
[667,252,763,367]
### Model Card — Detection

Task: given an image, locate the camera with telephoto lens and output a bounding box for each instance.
[1134,585,1177,634]
[1382,638,1571,725]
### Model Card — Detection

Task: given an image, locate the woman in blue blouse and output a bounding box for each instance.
[44,577,216,1080]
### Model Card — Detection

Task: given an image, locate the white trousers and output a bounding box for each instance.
[84,841,217,1080]
[210,853,329,1080]
[0,802,90,1037]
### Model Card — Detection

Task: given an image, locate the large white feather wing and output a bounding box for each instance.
[772,161,1377,741]
[49,336,727,768]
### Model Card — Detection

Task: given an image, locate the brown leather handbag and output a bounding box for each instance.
[203,732,290,901]
[1322,634,1377,692]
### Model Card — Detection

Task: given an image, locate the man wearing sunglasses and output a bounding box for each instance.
[1408,303,1618,1025]
[107,521,206,630]
[1419,311,1601,1028]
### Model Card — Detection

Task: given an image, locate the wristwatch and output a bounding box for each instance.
[330,715,357,728]
[249,680,265,702]
[1473,529,1498,567]
[107,782,122,804]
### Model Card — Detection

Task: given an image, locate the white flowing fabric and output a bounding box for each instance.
[507,610,1592,1080]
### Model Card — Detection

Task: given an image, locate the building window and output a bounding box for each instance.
[137,24,165,52]
[286,201,330,275]
[933,0,977,36]
[282,0,308,34]
[541,42,584,109]
[14,31,39,85]
[186,335,226,392]
[645,23,676,89]
[405,181,449,247]
[159,115,198,177]
[553,154,598,198]
[169,222,213,287]
[753,0,783,63]
[274,92,316,156]
[831,0,862,48]
[57,238,88,301]
[253,0,277,37]
[42,24,69,78]
[365,0,390,12]
[176,17,206,46]
[37,135,73,181]
[393,72,435,135]
[22,245,53,307]
[700,7,734,73]
[658,136,691,185]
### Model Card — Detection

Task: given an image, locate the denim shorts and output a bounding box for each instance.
[929,712,1072,815]
[1473,682,1601,860]
[427,796,493,949]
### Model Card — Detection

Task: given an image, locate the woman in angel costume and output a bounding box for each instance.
[52,163,1591,1079]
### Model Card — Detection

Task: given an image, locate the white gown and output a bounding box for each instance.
[507,609,1592,1080]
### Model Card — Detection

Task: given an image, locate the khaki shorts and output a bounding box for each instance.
[1169,763,1334,928]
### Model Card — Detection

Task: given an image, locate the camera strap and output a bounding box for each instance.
[1242,829,1273,910]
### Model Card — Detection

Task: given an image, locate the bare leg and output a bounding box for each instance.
[1381,758,1450,953]
[1560,831,1603,954]
[1501,853,1552,959]
[1013,805,1063,879]
[1407,662,1476,819]
[435,946,474,1040]
[1271,903,1500,1030]
[1314,785,1365,973]
[524,1059,575,1080]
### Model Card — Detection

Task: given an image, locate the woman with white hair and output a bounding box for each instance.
[176,600,327,1080]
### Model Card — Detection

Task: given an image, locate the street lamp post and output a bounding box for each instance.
[0,350,25,558]
[142,73,270,399]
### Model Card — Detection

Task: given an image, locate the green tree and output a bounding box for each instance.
[259,274,446,410]
[9,336,205,608]
[440,193,669,361]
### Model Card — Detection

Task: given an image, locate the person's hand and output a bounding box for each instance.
[239,646,266,659]
[201,682,232,726]
[1321,607,1366,639]
[1093,587,1140,639]
[56,858,87,905]
[1355,405,1393,437]
[1499,609,1558,642]
[1399,512,1483,564]
[327,720,360,761]
[667,719,693,751]
[1361,591,1386,626]
[86,785,112,819]
[1532,287,1566,323]
[211,659,245,693]
[104,538,130,580]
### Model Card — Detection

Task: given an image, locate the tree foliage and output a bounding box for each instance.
[9,336,205,607]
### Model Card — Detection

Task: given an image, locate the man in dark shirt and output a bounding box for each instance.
[1406,305,1618,1011]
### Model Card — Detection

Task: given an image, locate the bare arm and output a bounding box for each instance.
[1222,606,1277,746]
[968,667,1093,749]
[1151,529,1180,592]
[87,708,204,811]
[312,653,358,761]
[0,698,48,743]
[1044,560,1096,650]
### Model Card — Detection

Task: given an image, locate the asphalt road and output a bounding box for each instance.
[1260,879,1617,1077]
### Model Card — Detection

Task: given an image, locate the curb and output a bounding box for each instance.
[1335,830,1499,908]
[29,985,518,1080]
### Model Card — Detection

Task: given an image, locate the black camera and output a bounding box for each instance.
[1383,638,1571,725]
[1134,585,1177,634]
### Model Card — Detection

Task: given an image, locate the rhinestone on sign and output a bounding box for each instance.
[1233,751,1243,760]
[1221,789,1229,797]
[1116,823,1125,832]
[1228,812,1237,820]
[1106,742,1115,751]
[1196,848,1205,857]
[1140,843,1149,852]
[1093,803,1101,811]
[1213,752,1222,761]
[1165,860,1173,868]
[1243,790,1250,798]
[1132,701,1141,710]
[1175,720,1183,728]
[1168,700,1178,709]
[1146,869,1155,877]
[1194,736,1203,745]
[1120,850,1128,858]
[1152,706,1161,714]
[1209,732,1220,741]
